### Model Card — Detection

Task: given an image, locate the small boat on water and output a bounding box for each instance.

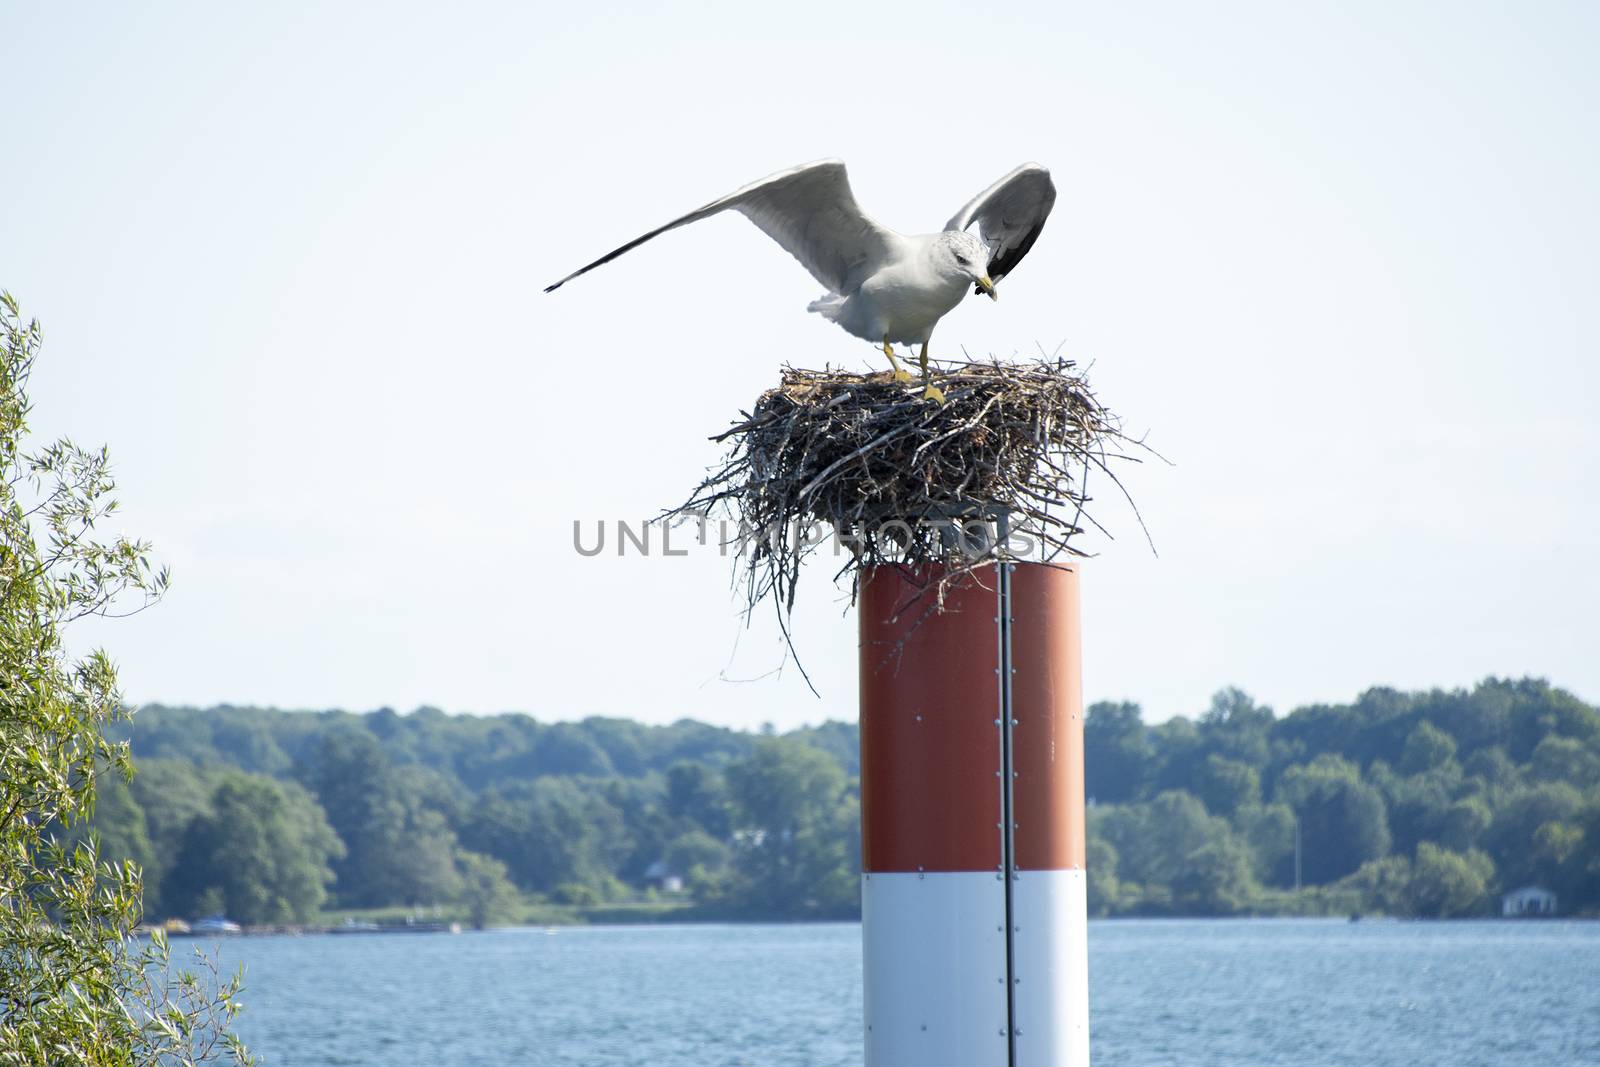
[190,915,242,935]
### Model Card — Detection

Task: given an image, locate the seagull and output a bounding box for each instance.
[544,160,1056,403]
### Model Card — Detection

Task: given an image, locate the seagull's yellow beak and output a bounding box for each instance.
[977,275,998,300]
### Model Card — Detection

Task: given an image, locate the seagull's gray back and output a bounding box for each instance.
[808,233,968,345]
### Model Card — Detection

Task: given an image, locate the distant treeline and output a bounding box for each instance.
[89,677,1600,925]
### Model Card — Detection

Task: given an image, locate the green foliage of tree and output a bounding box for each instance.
[454,850,521,929]
[1503,679,1600,762]
[531,723,616,777]
[1400,721,1458,775]
[406,807,466,904]
[1408,843,1494,917]
[1199,688,1275,767]
[1573,792,1600,907]
[1083,701,1148,803]
[297,729,461,907]
[168,774,343,925]
[720,739,858,917]
[1195,754,1261,818]
[125,758,217,917]
[1146,716,1203,796]
[1234,802,1296,885]
[296,729,407,906]
[1342,855,1415,916]
[1084,834,1122,916]
[1370,755,1463,856]
[1174,834,1258,914]
[1463,745,1520,792]
[1346,844,1495,918]
[1438,796,1493,853]
[1484,782,1584,890]
[0,293,250,1064]
[1095,791,1258,914]
[460,778,632,895]
[666,761,732,838]
[787,720,863,777]
[665,829,730,878]
[1529,736,1600,788]
[598,776,677,886]
[1277,756,1391,883]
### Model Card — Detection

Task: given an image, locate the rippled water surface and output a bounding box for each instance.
[212,919,1599,1066]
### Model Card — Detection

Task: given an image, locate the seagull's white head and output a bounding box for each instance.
[935,231,998,300]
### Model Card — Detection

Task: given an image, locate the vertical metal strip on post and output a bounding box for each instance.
[997,551,1018,1066]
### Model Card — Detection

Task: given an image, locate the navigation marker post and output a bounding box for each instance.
[858,548,1089,1067]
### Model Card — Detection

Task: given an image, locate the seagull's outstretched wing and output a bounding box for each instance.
[544,159,896,295]
[945,163,1056,294]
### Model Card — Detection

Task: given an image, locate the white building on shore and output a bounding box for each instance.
[1501,885,1557,917]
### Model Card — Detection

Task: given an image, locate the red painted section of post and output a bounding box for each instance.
[858,565,1002,873]
[857,563,1085,874]
[1009,562,1087,872]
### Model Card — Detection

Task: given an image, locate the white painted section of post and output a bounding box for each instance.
[1010,868,1090,1066]
[861,872,1010,1067]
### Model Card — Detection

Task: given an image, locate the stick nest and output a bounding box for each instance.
[666,357,1149,627]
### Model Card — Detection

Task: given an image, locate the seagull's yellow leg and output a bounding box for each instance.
[882,338,914,383]
[919,341,946,405]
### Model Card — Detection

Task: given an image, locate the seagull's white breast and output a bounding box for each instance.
[814,234,969,346]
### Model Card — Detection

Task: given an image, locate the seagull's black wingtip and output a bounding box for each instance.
[543,282,562,294]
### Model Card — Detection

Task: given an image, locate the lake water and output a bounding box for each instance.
[208,919,1600,1066]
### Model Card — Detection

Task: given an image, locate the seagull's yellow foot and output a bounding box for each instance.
[917,344,944,403]
[882,340,914,383]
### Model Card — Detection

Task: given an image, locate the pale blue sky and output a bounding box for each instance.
[3,1,1596,728]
